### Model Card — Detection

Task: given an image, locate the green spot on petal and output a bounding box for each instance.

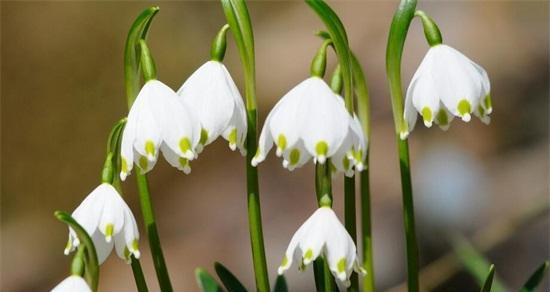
[179,137,192,154]
[121,158,128,173]
[145,140,155,157]
[289,149,300,165]
[199,129,209,145]
[228,128,238,146]
[179,157,189,168]
[457,99,471,116]
[123,247,131,260]
[304,249,314,260]
[478,105,486,116]
[277,134,287,151]
[484,94,492,110]
[343,156,350,170]
[337,257,347,273]
[132,239,139,251]
[139,156,148,170]
[421,107,433,124]
[437,109,448,126]
[105,223,114,238]
[281,255,288,267]
[315,141,328,157]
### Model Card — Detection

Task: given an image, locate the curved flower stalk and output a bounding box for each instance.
[401,11,492,139]
[120,41,201,180]
[51,275,91,292]
[65,183,140,264]
[177,25,247,154]
[278,207,365,287]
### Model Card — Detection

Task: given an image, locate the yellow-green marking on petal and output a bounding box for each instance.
[138,156,148,170]
[179,137,192,154]
[343,156,350,170]
[337,257,347,273]
[179,157,189,168]
[421,107,433,126]
[145,140,155,157]
[281,255,289,267]
[277,134,287,151]
[121,158,129,174]
[436,109,449,126]
[304,248,314,261]
[289,148,300,166]
[199,129,209,145]
[105,223,114,241]
[315,141,328,157]
[457,99,471,116]
[228,128,238,146]
[132,239,139,252]
[484,94,492,110]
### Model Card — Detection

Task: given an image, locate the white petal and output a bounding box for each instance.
[91,229,114,264]
[178,61,235,146]
[129,82,163,160]
[72,185,109,236]
[298,212,327,266]
[120,116,136,181]
[434,103,454,131]
[252,103,279,166]
[323,208,355,284]
[98,185,125,242]
[409,59,440,128]
[51,275,91,292]
[281,140,312,171]
[160,143,191,174]
[300,83,349,162]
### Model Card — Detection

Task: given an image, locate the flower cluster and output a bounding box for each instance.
[402,44,492,138]
[252,77,367,176]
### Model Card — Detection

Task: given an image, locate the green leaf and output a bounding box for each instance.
[306,0,353,112]
[520,261,549,292]
[55,211,99,292]
[214,262,247,292]
[480,264,495,292]
[124,6,159,108]
[195,268,225,292]
[273,275,288,292]
[451,235,506,292]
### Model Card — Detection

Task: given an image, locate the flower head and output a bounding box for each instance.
[64,183,140,264]
[252,77,365,174]
[402,44,492,138]
[278,207,365,286]
[177,61,247,154]
[120,79,201,180]
[51,275,91,292]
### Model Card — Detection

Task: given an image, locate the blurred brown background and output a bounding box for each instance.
[1,1,548,291]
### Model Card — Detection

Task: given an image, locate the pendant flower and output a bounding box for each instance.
[402,44,492,139]
[177,60,247,154]
[51,275,91,292]
[278,207,365,286]
[120,79,201,180]
[64,183,140,264]
[252,77,365,174]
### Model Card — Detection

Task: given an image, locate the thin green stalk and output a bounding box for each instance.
[386,0,419,291]
[131,256,149,292]
[220,1,269,291]
[123,7,172,291]
[344,177,358,292]
[351,53,375,292]
[135,173,173,292]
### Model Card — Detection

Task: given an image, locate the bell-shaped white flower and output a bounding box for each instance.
[403,44,492,138]
[64,183,140,264]
[177,61,247,154]
[278,207,365,287]
[252,77,364,174]
[120,79,201,180]
[51,275,91,292]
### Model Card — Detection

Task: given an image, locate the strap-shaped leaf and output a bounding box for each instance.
[214,262,247,292]
[480,264,495,292]
[306,0,353,112]
[273,275,288,292]
[520,261,549,292]
[55,211,99,292]
[196,268,225,292]
[124,6,159,108]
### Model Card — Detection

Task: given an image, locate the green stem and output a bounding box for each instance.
[350,53,375,292]
[386,0,419,291]
[136,173,173,292]
[221,1,270,291]
[131,256,149,292]
[344,176,358,292]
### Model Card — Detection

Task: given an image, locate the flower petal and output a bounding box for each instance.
[51,275,91,292]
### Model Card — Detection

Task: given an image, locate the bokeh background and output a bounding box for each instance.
[1,1,548,291]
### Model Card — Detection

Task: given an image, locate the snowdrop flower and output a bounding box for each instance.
[402,44,492,139]
[64,183,140,264]
[51,275,91,292]
[177,60,247,154]
[278,207,365,286]
[120,41,201,180]
[252,77,364,174]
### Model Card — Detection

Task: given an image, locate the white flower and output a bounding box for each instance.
[51,275,91,292]
[120,79,201,180]
[177,61,247,154]
[252,77,365,174]
[331,112,367,177]
[64,183,140,264]
[278,207,364,287]
[402,44,492,139]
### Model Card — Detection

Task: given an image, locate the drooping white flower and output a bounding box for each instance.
[64,183,140,264]
[278,207,365,286]
[252,77,365,174]
[120,79,201,180]
[402,44,492,139]
[177,61,247,154]
[51,275,91,292]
